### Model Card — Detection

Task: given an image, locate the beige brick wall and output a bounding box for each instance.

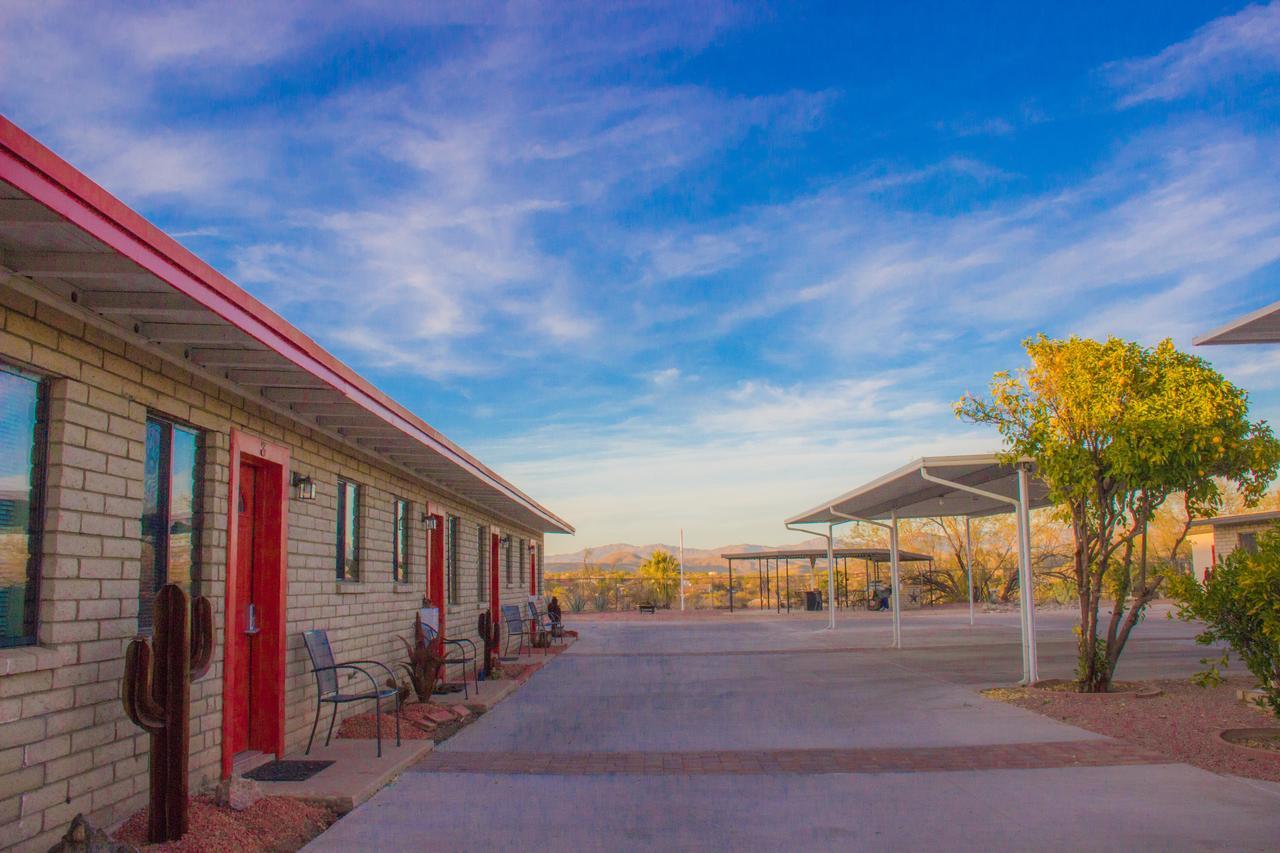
[1211,522,1274,561]
[0,286,548,850]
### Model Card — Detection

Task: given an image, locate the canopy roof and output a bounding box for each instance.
[1195,299,1280,346]
[721,546,932,562]
[787,454,1051,525]
[0,116,571,534]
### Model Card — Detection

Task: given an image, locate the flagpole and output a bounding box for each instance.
[679,529,686,611]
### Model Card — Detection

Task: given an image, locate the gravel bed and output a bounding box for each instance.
[113,795,337,852]
[986,676,1280,783]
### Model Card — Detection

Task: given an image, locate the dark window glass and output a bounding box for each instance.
[1239,532,1259,554]
[0,368,45,648]
[504,536,512,584]
[477,525,488,600]
[446,514,459,604]
[140,417,200,630]
[336,480,360,581]
[393,498,410,583]
[518,538,526,585]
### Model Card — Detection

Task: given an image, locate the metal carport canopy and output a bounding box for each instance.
[786,453,1051,684]
[786,454,1051,524]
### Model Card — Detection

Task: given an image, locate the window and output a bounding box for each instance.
[518,538,526,585]
[0,367,45,648]
[392,498,410,583]
[140,416,201,630]
[446,514,459,604]
[336,479,360,581]
[1239,532,1259,555]
[504,535,512,584]
[477,525,489,600]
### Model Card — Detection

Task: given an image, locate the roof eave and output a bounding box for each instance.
[0,114,573,535]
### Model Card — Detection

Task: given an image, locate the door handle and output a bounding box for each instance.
[244,603,260,636]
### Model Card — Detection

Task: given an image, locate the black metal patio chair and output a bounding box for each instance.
[302,629,401,757]
[527,601,561,649]
[420,607,480,698]
[502,604,534,657]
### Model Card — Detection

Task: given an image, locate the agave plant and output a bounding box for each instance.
[396,611,445,702]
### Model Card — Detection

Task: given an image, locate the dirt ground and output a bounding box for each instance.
[986,676,1280,783]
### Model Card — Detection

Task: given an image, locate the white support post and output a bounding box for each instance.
[1016,465,1039,684]
[826,523,836,630]
[965,515,974,626]
[889,510,902,649]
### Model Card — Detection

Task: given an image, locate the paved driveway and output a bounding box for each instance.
[307,608,1280,851]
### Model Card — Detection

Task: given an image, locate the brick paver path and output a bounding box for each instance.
[418,740,1165,776]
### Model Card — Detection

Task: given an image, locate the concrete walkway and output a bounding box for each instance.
[306,607,1280,851]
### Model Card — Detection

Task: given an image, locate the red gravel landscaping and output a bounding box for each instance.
[336,710,434,739]
[985,676,1280,783]
[113,795,337,852]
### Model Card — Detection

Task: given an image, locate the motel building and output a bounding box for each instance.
[0,116,572,848]
[1188,300,1280,581]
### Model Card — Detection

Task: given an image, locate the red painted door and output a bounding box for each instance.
[229,460,257,755]
[427,513,445,640]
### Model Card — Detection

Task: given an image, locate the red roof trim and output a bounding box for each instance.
[0,114,572,533]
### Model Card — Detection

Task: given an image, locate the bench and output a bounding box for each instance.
[637,602,657,614]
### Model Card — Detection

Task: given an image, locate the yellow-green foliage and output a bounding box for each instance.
[1167,524,1280,717]
[958,335,1280,691]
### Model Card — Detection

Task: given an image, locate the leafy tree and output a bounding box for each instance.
[639,549,681,607]
[958,335,1280,692]
[1167,524,1280,716]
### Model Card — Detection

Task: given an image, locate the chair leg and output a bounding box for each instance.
[374,693,382,758]
[324,702,338,747]
[306,699,321,755]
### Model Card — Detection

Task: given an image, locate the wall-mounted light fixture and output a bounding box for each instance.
[422,514,439,530]
[500,534,511,546]
[291,472,316,502]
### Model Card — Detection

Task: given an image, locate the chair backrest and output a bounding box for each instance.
[501,604,524,631]
[302,629,338,698]
[419,606,439,634]
[526,601,542,623]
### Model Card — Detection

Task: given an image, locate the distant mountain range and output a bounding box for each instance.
[545,538,830,572]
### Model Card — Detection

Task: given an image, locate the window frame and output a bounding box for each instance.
[518,538,526,585]
[0,364,47,649]
[392,497,411,584]
[477,524,489,601]
[446,514,460,604]
[139,414,202,631]
[335,478,361,582]
[1239,532,1259,555]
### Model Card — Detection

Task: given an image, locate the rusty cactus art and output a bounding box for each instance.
[122,583,214,843]
[397,610,446,702]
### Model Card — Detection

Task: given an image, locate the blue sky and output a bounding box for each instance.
[3,1,1280,551]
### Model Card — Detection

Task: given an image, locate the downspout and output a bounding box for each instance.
[919,466,1038,685]
[785,521,838,630]
[828,509,901,649]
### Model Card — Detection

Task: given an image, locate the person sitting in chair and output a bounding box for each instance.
[876,592,890,611]
[547,595,563,627]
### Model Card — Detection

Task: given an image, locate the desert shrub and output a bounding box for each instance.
[1167,525,1280,717]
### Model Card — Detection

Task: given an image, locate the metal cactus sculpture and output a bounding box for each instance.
[122,583,213,843]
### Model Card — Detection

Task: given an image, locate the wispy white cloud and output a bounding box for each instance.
[1108,2,1280,106]
[6,2,1280,548]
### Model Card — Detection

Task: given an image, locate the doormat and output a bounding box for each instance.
[243,760,334,782]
